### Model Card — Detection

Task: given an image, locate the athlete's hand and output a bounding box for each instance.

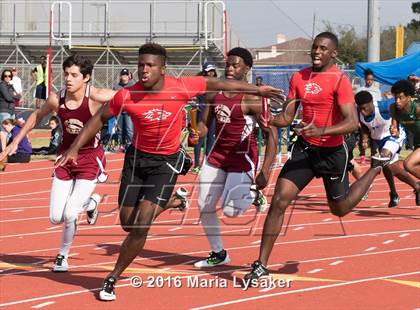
[54,148,78,167]
[255,169,269,190]
[300,121,323,137]
[258,86,286,103]
[188,128,200,146]
[0,142,18,161]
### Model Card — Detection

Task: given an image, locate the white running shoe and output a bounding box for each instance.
[194,250,231,268]
[175,187,189,210]
[250,185,268,212]
[87,194,101,225]
[52,254,68,272]
[99,277,117,301]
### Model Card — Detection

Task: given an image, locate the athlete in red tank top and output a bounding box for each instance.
[207,92,258,172]
[0,54,116,274]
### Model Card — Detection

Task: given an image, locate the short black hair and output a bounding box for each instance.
[315,32,339,49]
[62,54,93,80]
[355,91,373,106]
[49,115,59,124]
[364,68,374,77]
[138,43,167,65]
[227,47,253,67]
[391,79,415,97]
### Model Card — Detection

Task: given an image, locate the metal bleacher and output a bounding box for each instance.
[0,0,245,107]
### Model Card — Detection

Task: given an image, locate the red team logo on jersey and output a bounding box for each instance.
[304,82,323,95]
[142,108,172,121]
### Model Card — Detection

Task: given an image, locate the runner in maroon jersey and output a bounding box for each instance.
[244,32,391,281]
[0,54,116,272]
[193,47,278,268]
[56,43,283,301]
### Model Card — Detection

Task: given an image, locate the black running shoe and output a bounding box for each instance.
[388,192,400,208]
[194,250,231,268]
[99,277,116,301]
[244,260,269,281]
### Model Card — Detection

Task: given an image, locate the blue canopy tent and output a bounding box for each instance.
[355,52,420,85]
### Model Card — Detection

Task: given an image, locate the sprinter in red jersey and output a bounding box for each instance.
[56,43,283,301]
[245,32,391,281]
[0,54,116,272]
[193,47,278,268]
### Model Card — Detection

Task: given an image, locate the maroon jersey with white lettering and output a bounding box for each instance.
[207,92,258,173]
[57,85,101,154]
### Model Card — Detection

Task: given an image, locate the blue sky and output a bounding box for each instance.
[225,0,416,47]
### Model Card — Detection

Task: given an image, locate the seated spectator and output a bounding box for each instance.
[32,116,62,155]
[2,118,32,163]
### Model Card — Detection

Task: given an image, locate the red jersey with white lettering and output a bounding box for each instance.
[288,65,354,147]
[109,76,206,155]
[57,85,101,154]
[207,92,258,173]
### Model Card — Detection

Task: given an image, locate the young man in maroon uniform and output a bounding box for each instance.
[194,47,278,268]
[245,32,390,280]
[56,43,283,301]
[0,54,116,272]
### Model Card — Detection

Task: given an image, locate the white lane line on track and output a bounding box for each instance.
[2,254,419,308]
[251,240,261,244]
[364,247,377,252]
[46,226,61,231]
[1,216,47,223]
[399,233,410,238]
[322,218,332,222]
[293,227,304,231]
[0,157,123,175]
[190,270,420,310]
[2,230,419,279]
[329,260,344,266]
[383,240,394,244]
[307,268,323,274]
[168,227,182,232]
[0,215,413,239]
[10,210,23,213]
[31,301,55,308]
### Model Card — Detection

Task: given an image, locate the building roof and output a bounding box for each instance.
[252,37,312,65]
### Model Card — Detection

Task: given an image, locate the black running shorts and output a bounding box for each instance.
[118,146,181,208]
[280,138,350,201]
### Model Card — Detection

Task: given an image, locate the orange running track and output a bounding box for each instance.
[0,153,419,310]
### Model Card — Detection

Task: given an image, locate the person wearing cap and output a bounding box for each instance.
[202,63,217,77]
[111,69,135,151]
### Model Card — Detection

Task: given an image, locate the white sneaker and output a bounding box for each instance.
[194,250,231,268]
[250,185,268,213]
[87,194,101,225]
[175,187,189,210]
[52,254,68,272]
[99,277,117,301]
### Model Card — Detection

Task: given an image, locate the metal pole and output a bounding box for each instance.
[367,0,380,62]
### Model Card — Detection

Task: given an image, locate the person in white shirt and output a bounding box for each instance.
[356,68,382,102]
[10,68,22,106]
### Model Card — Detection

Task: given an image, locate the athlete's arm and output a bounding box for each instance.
[244,94,278,189]
[389,103,400,137]
[55,103,114,166]
[196,92,216,138]
[270,98,300,127]
[302,103,358,137]
[0,93,59,160]
[204,77,284,101]
[90,87,117,103]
